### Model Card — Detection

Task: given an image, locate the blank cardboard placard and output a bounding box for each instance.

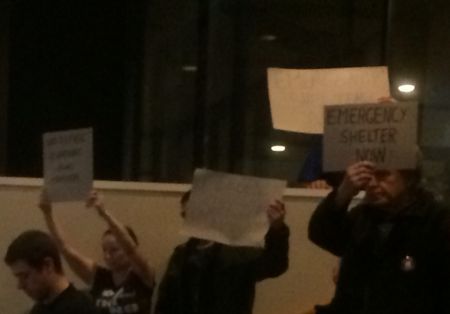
[268,66,390,134]
[323,102,418,172]
[43,128,93,202]
[181,169,286,247]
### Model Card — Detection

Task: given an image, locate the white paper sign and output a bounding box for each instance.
[323,102,418,172]
[181,169,286,247]
[43,128,93,202]
[268,66,390,134]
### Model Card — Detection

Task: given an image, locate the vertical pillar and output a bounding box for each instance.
[0,1,10,174]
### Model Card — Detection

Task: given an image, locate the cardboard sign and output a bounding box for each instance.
[43,128,93,202]
[181,169,286,247]
[323,102,418,172]
[268,66,390,134]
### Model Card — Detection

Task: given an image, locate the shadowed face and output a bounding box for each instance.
[9,260,52,302]
[101,234,130,271]
[364,169,408,208]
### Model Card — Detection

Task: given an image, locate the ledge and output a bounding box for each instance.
[0,176,337,199]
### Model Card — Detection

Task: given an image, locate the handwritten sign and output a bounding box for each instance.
[181,169,286,247]
[43,128,93,202]
[323,102,418,172]
[268,66,390,134]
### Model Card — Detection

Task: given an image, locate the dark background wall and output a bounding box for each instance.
[5,0,147,180]
[1,0,449,188]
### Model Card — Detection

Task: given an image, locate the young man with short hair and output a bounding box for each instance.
[4,230,99,314]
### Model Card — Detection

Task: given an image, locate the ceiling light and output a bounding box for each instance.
[271,145,285,152]
[398,84,415,93]
[181,65,198,72]
[260,34,277,42]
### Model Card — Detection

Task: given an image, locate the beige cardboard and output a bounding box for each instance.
[181,169,286,247]
[323,102,418,172]
[268,66,390,134]
[43,128,93,202]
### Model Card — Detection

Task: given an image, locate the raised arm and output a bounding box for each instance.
[39,190,96,284]
[253,200,290,281]
[308,161,374,255]
[431,207,450,313]
[86,191,155,287]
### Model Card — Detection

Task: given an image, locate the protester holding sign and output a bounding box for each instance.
[155,191,289,314]
[39,191,155,314]
[308,160,450,314]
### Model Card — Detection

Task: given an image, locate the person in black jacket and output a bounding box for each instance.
[155,191,289,314]
[309,160,450,314]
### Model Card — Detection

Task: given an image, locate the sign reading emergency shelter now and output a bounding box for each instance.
[323,102,418,172]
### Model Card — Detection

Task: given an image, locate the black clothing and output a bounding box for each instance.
[315,304,334,314]
[91,266,153,314]
[30,284,98,314]
[309,190,450,314]
[155,224,289,314]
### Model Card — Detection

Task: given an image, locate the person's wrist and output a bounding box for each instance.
[270,220,284,229]
[97,206,108,218]
[337,183,357,202]
[41,207,52,216]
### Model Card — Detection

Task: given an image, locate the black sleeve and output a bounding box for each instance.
[72,299,100,314]
[433,208,450,313]
[61,291,100,314]
[308,190,353,256]
[90,266,111,296]
[154,247,184,314]
[253,222,290,281]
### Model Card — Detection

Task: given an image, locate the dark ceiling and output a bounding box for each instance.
[1,0,449,182]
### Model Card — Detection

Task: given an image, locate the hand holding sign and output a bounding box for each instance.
[267,200,286,230]
[337,161,375,200]
[86,190,106,217]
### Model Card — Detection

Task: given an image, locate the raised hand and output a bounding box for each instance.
[337,161,375,203]
[267,200,286,229]
[86,190,106,216]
